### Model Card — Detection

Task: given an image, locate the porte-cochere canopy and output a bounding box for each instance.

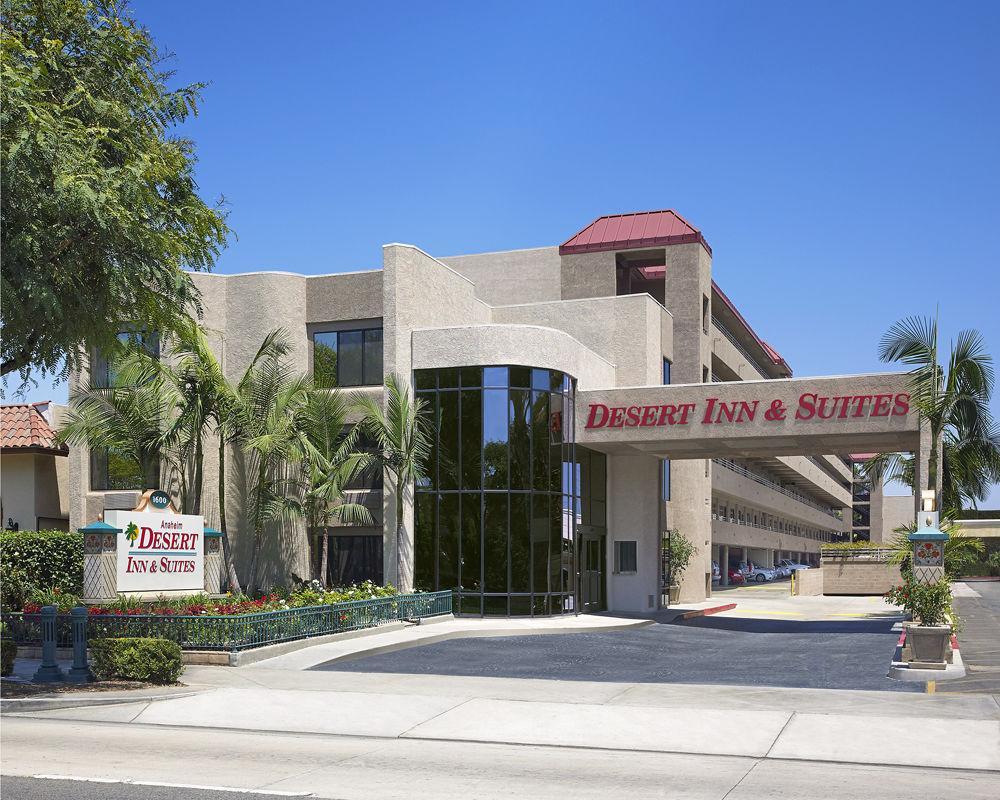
[576,372,920,460]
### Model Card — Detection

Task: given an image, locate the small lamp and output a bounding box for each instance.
[920,490,936,513]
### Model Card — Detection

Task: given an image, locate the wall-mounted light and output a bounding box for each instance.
[921,490,936,513]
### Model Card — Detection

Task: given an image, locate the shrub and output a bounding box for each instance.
[1,623,16,677]
[884,577,954,627]
[23,586,82,613]
[662,530,695,584]
[90,638,184,684]
[1,640,15,677]
[0,530,83,606]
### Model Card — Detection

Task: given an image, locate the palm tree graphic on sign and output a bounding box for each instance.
[125,522,140,545]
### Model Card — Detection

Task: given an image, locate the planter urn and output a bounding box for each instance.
[668,584,681,604]
[907,624,951,664]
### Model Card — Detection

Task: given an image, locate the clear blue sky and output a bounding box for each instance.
[16,1,1000,503]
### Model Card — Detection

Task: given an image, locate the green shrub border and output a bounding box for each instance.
[0,530,84,606]
[1,639,16,677]
[90,637,183,684]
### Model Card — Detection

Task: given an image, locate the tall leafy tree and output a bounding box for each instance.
[357,374,431,592]
[298,390,375,586]
[864,315,1000,516]
[1,0,229,383]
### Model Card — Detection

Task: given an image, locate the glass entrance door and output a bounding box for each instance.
[578,526,606,612]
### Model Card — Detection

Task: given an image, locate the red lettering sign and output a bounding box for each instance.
[584,392,911,429]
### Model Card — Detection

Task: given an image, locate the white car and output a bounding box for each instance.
[749,562,778,582]
[778,559,811,571]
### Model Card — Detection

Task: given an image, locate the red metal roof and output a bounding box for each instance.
[711,281,792,376]
[0,402,68,455]
[559,209,712,256]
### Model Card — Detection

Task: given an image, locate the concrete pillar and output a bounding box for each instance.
[662,242,714,602]
[720,544,729,585]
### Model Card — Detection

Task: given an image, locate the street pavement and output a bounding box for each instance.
[944,581,1000,694]
[3,716,999,800]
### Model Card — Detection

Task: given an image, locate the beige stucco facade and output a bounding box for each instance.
[66,210,924,613]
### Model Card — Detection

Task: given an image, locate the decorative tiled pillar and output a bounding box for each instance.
[81,520,120,603]
[203,527,223,595]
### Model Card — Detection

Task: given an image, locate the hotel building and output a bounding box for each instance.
[68,210,858,613]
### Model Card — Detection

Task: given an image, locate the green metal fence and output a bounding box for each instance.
[2,591,453,652]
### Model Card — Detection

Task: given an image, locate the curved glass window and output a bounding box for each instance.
[414,366,577,616]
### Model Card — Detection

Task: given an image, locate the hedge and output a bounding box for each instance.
[90,638,184,684]
[0,530,83,609]
[1,639,16,677]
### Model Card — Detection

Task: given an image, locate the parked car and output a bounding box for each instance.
[772,564,792,578]
[711,561,721,584]
[778,559,811,571]
[727,569,745,585]
[749,561,778,582]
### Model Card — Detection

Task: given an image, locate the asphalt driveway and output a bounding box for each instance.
[944,580,1000,694]
[315,615,917,692]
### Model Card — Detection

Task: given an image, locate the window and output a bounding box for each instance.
[702,295,710,334]
[313,327,383,387]
[661,459,671,501]
[614,540,637,574]
[702,365,709,383]
[662,358,671,385]
[413,366,581,617]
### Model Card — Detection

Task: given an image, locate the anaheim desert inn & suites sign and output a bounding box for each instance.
[104,490,204,594]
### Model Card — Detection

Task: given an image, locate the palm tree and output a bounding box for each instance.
[166,323,291,594]
[356,373,432,592]
[230,334,312,594]
[298,390,375,586]
[61,348,177,494]
[863,315,1000,516]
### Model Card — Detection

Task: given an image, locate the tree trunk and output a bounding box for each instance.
[218,437,241,594]
[247,522,262,597]
[319,529,329,589]
[191,435,204,515]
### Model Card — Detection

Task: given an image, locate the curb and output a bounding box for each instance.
[672,603,737,621]
[1,688,205,714]
[283,618,656,669]
[887,630,967,682]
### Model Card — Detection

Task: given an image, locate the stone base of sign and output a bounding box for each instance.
[82,530,224,603]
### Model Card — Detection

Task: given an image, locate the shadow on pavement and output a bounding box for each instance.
[667,616,903,635]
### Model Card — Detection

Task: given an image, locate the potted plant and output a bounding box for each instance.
[884,577,954,665]
[663,529,695,604]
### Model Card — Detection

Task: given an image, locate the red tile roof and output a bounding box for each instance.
[1,403,68,455]
[560,209,712,256]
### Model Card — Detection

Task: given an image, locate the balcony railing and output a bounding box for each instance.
[714,458,842,519]
[711,316,773,378]
[711,514,833,542]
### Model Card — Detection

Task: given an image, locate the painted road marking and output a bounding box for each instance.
[32,775,312,796]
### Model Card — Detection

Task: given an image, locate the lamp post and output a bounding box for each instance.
[909,490,948,585]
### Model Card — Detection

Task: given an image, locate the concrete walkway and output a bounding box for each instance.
[14,665,1000,772]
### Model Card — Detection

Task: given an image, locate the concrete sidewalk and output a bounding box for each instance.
[15,668,1000,772]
